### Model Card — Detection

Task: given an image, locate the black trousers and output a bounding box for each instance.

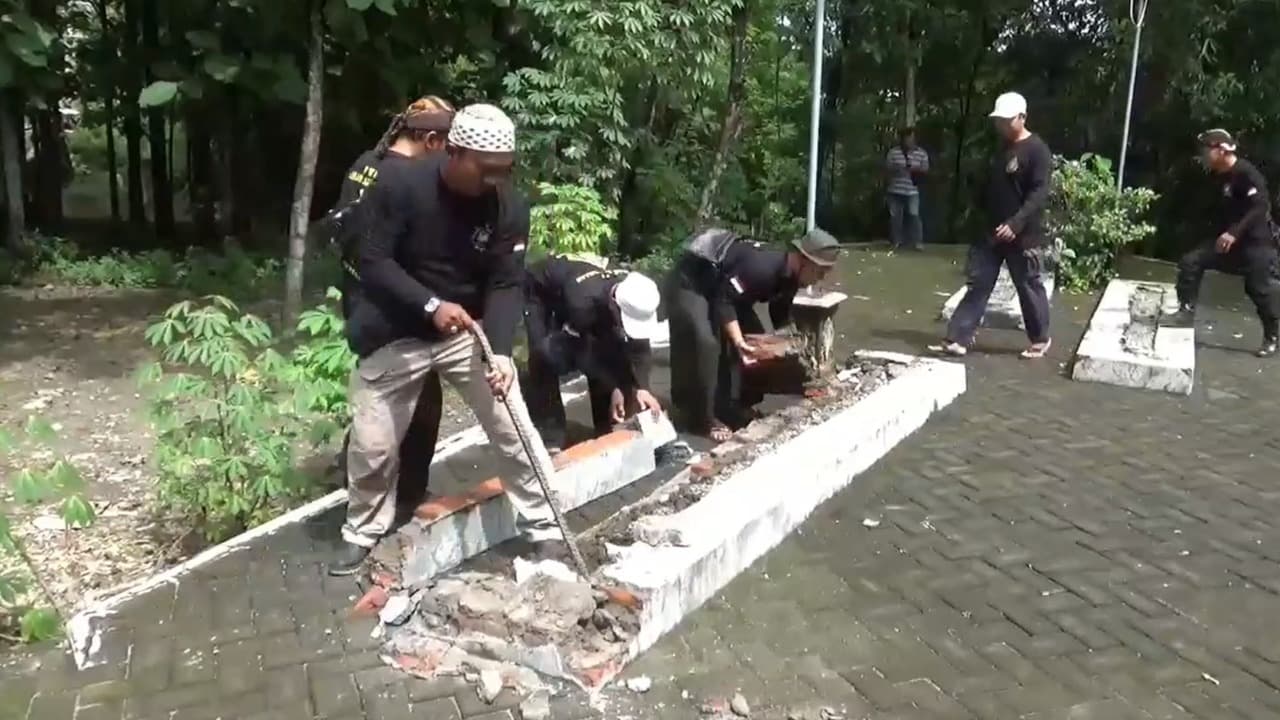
[946,240,1051,345]
[1176,240,1280,338]
[664,262,763,433]
[522,300,627,451]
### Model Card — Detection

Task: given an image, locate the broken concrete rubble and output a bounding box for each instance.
[370,351,965,697]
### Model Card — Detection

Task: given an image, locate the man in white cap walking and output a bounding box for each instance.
[931,91,1054,359]
[332,103,562,576]
[522,255,664,451]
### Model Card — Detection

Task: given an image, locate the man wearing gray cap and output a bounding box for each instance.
[1172,129,1280,358]
[664,227,840,442]
[332,103,561,576]
[932,91,1054,359]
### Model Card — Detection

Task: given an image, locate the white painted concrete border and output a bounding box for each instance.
[65,378,590,669]
[398,432,657,587]
[1071,279,1194,396]
[592,352,965,687]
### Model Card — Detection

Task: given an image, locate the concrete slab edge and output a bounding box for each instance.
[399,432,658,587]
[65,378,591,670]
[588,355,966,689]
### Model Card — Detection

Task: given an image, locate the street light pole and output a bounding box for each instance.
[805,0,826,231]
[1117,0,1149,191]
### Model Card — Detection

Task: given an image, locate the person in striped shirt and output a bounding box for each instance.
[885,126,930,251]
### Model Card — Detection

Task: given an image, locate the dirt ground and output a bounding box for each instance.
[0,285,477,636]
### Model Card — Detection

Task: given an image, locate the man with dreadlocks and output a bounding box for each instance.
[331,96,455,523]
[332,103,562,576]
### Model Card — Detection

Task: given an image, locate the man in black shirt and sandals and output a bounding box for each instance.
[523,256,663,453]
[331,103,561,576]
[1171,129,1280,358]
[665,227,840,442]
[931,91,1053,360]
[330,96,454,514]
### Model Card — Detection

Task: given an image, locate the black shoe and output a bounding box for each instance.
[1165,305,1196,327]
[327,542,371,577]
[1259,337,1279,358]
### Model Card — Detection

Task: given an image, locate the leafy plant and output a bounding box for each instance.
[529,183,618,259]
[287,287,356,431]
[140,297,321,542]
[1,416,96,644]
[1047,154,1158,292]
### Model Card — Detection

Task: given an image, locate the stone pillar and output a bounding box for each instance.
[791,290,848,378]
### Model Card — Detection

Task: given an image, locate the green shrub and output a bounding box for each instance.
[1048,154,1158,292]
[140,297,325,542]
[529,183,617,258]
[287,287,356,428]
[1,416,96,643]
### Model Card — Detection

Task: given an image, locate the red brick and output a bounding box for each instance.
[350,586,389,617]
[553,430,639,470]
[414,478,505,522]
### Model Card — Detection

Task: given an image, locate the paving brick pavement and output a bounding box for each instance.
[5,250,1280,719]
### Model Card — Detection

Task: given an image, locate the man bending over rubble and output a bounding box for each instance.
[331,103,562,577]
[522,254,664,452]
[663,227,839,442]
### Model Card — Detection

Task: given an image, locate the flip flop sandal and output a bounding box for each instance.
[1020,339,1053,359]
[927,341,968,357]
[708,423,734,443]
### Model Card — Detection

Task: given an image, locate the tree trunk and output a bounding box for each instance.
[696,1,751,225]
[616,78,659,258]
[1,92,25,253]
[187,107,216,245]
[283,3,325,328]
[903,12,917,127]
[97,0,121,223]
[142,0,174,239]
[946,16,991,242]
[31,108,66,232]
[123,0,146,227]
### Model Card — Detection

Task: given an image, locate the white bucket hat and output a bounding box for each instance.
[614,272,661,341]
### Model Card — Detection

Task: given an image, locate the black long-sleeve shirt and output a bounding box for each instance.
[986,133,1053,247]
[349,153,528,357]
[525,256,652,393]
[714,240,797,330]
[1214,157,1272,244]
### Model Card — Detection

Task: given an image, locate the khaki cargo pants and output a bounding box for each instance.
[341,331,559,547]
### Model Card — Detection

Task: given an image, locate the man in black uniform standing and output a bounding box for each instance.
[664,227,840,442]
[931,91,1054,359]
[330,96,455,512]
[522,256,663,452]
[1172,129,1280,358]
[333,103,560,576]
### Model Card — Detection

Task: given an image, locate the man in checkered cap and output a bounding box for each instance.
[1171,129,1280,358]
[332,103,564,576]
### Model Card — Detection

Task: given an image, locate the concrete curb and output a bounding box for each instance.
[1071,279,1194,395]
[65,377,591,670]
[591,352,966,688]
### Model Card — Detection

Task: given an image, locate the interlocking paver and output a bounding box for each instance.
[6,254,1280,718]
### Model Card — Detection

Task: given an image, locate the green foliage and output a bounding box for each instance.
[10,238,285,295]
[1,417,96,644]
[529,183,617,259]
[1047,154,1158,292]
[0,3,57,92]
[140,297,322,541]
[286,287,356,430]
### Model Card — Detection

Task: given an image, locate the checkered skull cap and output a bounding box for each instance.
[447,103,516,153]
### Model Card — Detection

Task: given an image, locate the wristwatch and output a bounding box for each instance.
[424,297,441,315]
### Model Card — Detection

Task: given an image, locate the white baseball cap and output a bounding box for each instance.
[989,92,1028,119]
[614,272,661,341]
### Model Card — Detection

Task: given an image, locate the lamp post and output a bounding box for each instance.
[805,0,826,231]
[1117,0,1150,190]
